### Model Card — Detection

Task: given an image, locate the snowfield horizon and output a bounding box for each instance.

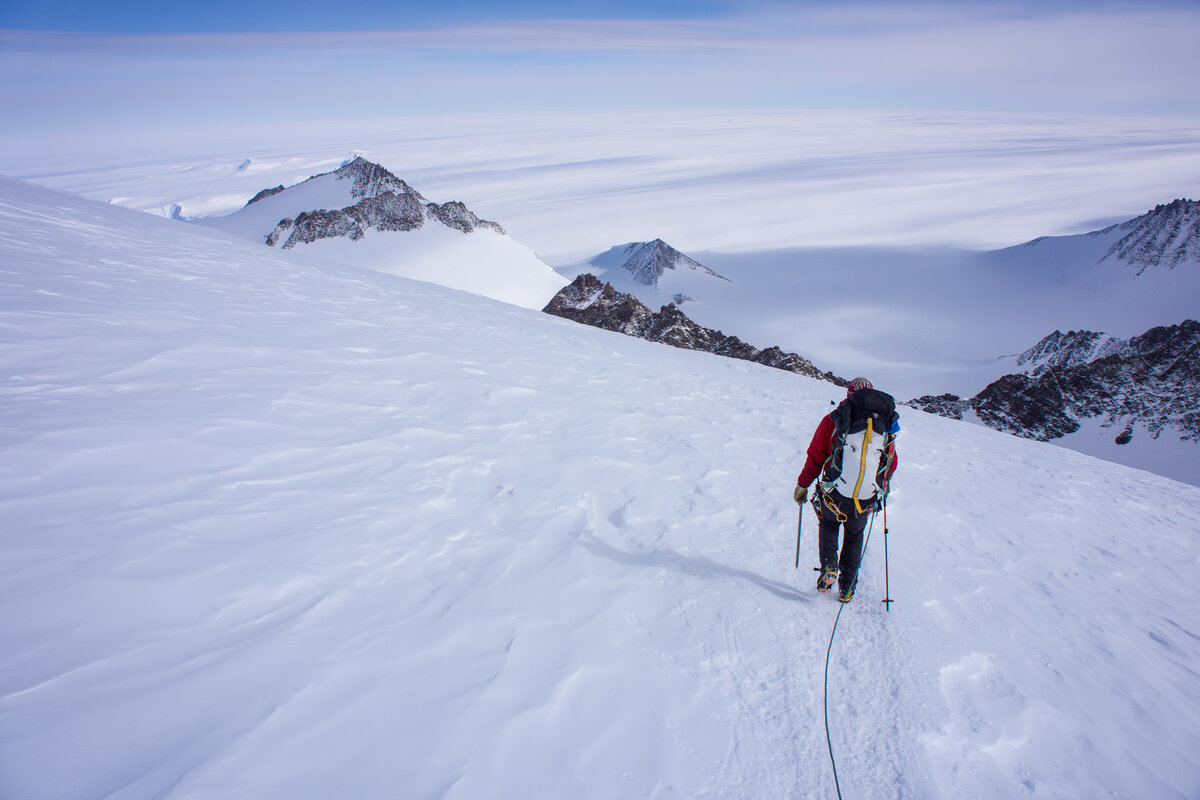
[2,176,1199,799]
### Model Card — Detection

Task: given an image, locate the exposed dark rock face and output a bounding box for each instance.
[909,320,1200,445]
[1097,198,1200,272]
[265,218,292,247]
[545,274,655,335]
[278,191,429,248]
[971,372,1083,440]
[427,200,505,235]
[907,393,968,421]
[246,185,286,206]
[544,274,843,384]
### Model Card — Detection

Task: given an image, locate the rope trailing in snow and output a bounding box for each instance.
[822,509,879,800]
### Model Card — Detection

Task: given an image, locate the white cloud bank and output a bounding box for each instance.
[4,109,1197,259]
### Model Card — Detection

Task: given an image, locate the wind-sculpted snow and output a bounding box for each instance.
[3,177,1200,800]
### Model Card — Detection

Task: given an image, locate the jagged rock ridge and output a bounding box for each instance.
[257,157,505,249]
[618,239,729,286]
[246,185,286,205]
[1015,329,1128,377]
[544,274,843,384]
[909,320,1200,444]
[1096,199,1200,272]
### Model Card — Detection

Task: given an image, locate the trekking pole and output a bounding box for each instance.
[881,502,894,611]
[794,503,804,569]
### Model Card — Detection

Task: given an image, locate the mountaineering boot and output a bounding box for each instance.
[816,566,837,594]
[838,585,855,603]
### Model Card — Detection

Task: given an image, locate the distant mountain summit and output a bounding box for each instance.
[193,157,566,309]
[563,239,732,307]
[254,157,505,249]
[611,239,729,287]
[544,274,842,384]
[1020,198,1200,273]
[1014,329,1128,376]
[1096,198,1200,272]
[909,320,1200,448]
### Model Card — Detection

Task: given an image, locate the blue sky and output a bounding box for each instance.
[4,0,739,32]
[2,1,1199,138]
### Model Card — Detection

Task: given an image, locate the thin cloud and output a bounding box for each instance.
[2,1,1198,138]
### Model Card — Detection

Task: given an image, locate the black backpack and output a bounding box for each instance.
[819,388,899,512]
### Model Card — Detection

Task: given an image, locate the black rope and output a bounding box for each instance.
[822,510,878,800]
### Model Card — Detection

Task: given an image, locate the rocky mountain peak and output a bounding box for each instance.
[1016,329,1128,376]
[247,158,504,249]
[333,157,425,203]
[619,239,729,286]
[1099,198,1200,272]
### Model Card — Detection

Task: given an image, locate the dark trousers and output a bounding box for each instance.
[817,492,873,592]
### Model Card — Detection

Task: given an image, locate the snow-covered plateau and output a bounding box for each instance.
[2,177,1199,799]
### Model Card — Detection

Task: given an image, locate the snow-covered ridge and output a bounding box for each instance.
[1097,198,1200,272]
[544,274,842,383]
[257,157,506,249]
[195,156,506,247]
[192,157,564,310]
[1015,329,1129,376]
[1023,198,1200,273]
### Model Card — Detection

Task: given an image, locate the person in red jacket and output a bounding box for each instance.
[793,377,898,602]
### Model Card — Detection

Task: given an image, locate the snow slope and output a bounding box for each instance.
[2,177,1200,799]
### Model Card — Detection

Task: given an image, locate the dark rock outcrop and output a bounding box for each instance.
[909,320,1200,445]
[277,191,428,248]
[246,185,286,206]
[545,274,843,384]
[427,200,505,235]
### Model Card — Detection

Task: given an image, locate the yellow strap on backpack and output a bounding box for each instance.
[852,417,873,514]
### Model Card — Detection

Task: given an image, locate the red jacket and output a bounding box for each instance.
[797,412,898,488]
